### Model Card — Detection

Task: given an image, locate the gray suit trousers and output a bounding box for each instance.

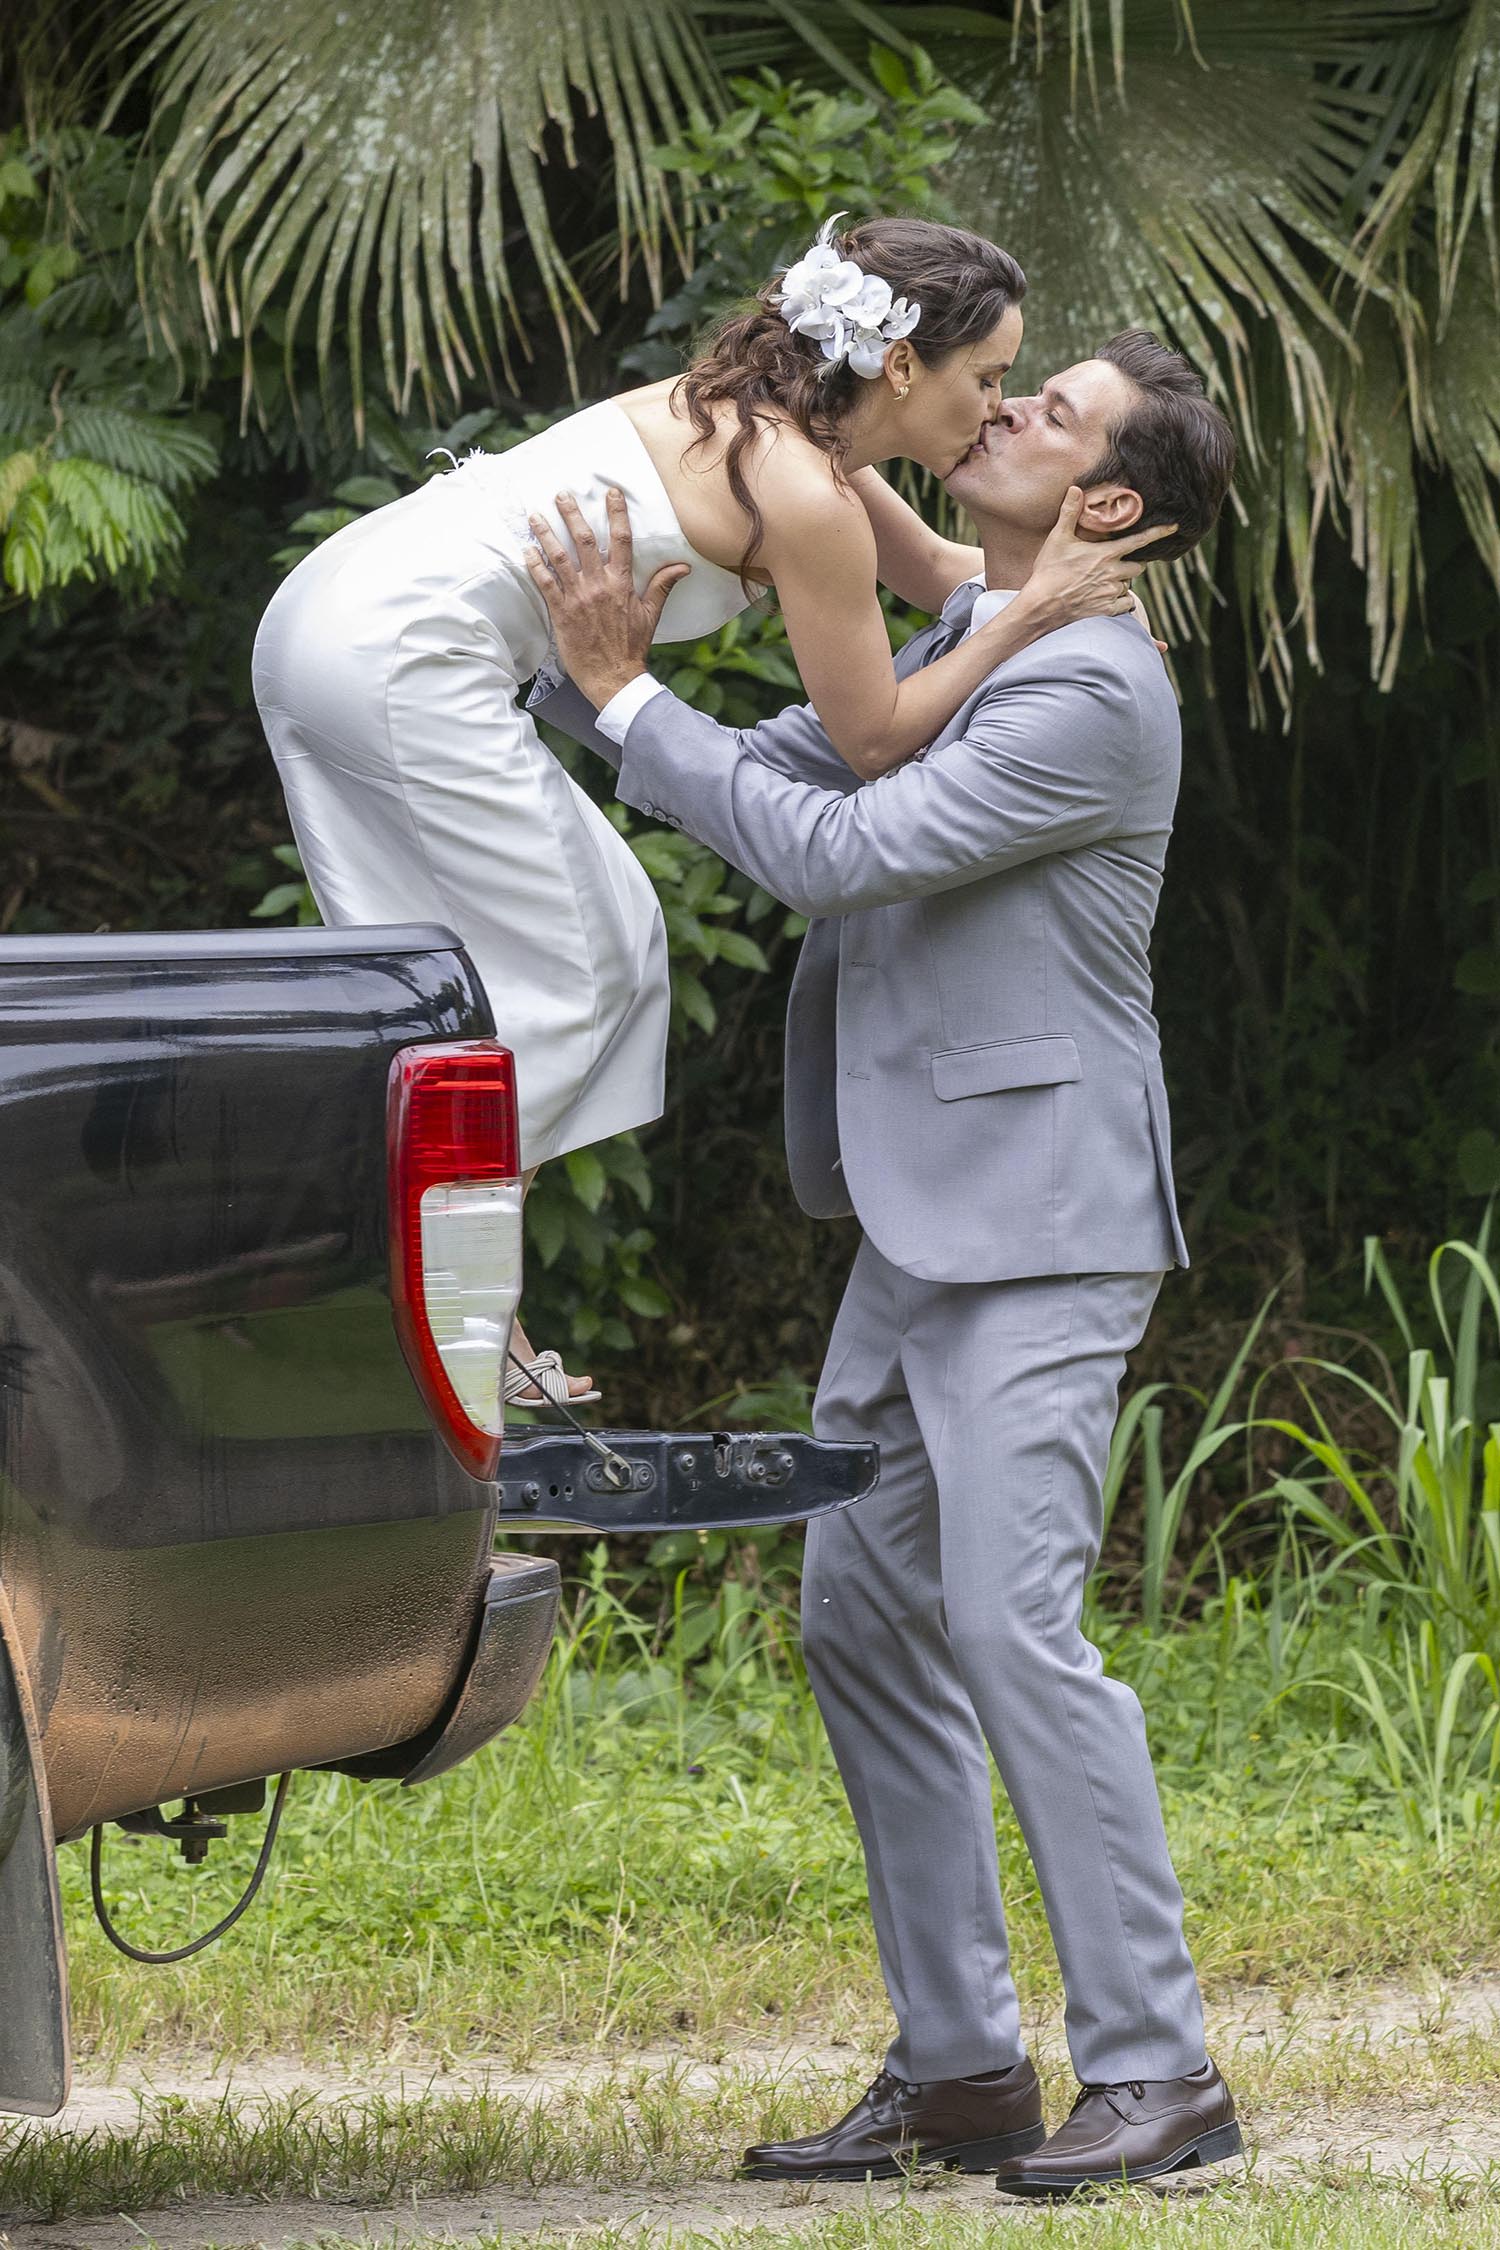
[804,1240,1207,2086]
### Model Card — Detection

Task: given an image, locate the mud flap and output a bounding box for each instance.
[0,1581,70,2117]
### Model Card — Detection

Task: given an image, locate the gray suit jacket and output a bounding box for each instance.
[532,581,1188,1285]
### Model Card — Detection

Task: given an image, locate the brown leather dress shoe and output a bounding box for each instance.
[741,2060,1044,2181]
[994,2060,1241,2197]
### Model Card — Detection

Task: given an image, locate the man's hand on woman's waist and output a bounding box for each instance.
[524,486,688,713]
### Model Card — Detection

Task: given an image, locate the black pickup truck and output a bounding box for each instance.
[0,924,874,2118]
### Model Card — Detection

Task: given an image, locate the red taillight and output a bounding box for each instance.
[387,1042,524,1480]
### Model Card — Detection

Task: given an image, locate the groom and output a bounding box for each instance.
[526,330,1239,2198]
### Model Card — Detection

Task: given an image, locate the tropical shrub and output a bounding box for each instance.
[0,128,217,597]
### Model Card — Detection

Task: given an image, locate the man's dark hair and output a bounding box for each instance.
[1085,330,1236,562]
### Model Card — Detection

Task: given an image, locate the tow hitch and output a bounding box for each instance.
[495,1427,879,1533]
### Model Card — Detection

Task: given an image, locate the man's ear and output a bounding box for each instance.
[1078,482,1143,535]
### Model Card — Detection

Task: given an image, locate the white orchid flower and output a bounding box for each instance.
[778,255,865,325]
[845,330,892,379]
[845,273,893,327]
[786,300,840,337]
[771,215,924,379]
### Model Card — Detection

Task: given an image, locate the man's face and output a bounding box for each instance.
[944,356,1142,534]
[901,305,1025,479]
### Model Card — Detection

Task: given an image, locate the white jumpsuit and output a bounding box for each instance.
[252,400,750,1166]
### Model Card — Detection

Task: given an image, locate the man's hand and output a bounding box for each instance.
[522,486,691,710]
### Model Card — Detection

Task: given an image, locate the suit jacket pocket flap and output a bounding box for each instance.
[930,1035,1082,1100]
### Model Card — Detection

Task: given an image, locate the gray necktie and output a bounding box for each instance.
[924,577,983,659]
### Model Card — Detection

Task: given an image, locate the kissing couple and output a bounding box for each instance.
[255,212,1241,2195]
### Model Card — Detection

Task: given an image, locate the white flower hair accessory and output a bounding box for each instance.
[772,214,922,380]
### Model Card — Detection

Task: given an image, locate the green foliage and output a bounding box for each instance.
[107,0,715,419]
[270,477,400,576]
[0,127,217,598]
[1094,1290,1279,1636]
[20,1,1493,691]
[624,45,985,378]
[267,405,570,571]
[1256,1220,1500,1656]
[247,843,319,926]
[630,823,771,1040]
[1091,1221,1500,1847]
[521,1138,668,1366]
[1236,1222,1500,1845]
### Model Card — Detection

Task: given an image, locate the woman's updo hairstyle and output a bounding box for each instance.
[675,216,1027,589]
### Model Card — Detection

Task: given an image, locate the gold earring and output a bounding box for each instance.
[895,382,911,401]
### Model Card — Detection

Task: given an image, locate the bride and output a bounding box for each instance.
[252,215,1157,1407]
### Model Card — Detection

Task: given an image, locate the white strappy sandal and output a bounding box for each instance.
[503,1349,601,1408]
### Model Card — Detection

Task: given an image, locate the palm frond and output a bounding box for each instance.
[56,401,218,490]
[777,0,1484,699]
[931,5,1416,664]
[1420,237,1500,581]
[108,0,719,425]
[1338,308,1424,693]
[1360,0,1500,324]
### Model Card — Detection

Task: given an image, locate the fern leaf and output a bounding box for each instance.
[58,404,218,491]
[0,378,48,440]
[0,451,42,532]
[3,486,52,598]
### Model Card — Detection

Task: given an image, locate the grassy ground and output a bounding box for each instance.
[238,2203,1500,2250]
[52,1602,1500,2068]
[6,2008,1500,2221]
[7,1583,1497,2242]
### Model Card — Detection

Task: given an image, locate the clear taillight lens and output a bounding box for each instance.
[387,1043,523,1480]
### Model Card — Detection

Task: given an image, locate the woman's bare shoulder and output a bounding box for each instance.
[651,383,846,496]
[745,423,868,543]
[615,381,864,572]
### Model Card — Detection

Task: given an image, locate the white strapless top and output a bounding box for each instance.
[443,397,754,673]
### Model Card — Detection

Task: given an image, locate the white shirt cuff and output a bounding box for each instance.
[596,674,666,745]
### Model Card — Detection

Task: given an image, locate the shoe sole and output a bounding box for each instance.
[995,2118,1244,2198]
[740,2120,1048,2182]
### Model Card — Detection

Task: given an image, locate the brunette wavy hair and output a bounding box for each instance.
[674,216,1027,590]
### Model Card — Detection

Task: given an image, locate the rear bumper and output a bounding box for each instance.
[328,1551,559,1785]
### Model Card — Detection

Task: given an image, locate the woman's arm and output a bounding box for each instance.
[759,473,1167,782]
[847,465,983,611]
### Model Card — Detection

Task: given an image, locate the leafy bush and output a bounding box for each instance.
[1245,1222,1500,1846]
[0,129,218,597]
[1088,1221,1500,1848]
[624,46,986,380]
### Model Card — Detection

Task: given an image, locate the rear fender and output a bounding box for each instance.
[0,1579,69,2117]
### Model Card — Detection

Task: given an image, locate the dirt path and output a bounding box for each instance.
[5,1976,1499,2249]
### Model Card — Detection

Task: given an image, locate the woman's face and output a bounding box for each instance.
[899,307,1025,478]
